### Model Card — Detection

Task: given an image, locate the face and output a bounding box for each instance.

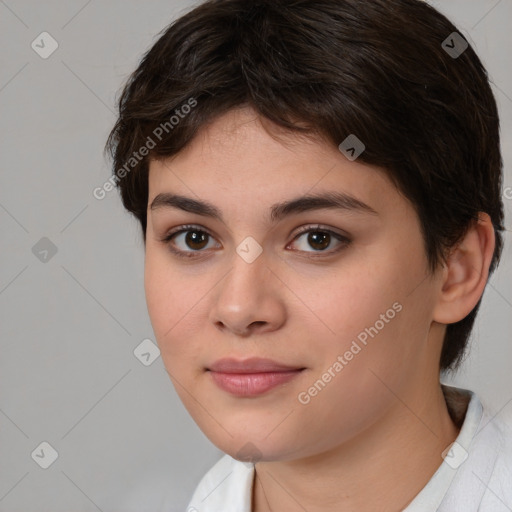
[144,106,443,463]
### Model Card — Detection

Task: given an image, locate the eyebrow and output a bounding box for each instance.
[149,191,379,223]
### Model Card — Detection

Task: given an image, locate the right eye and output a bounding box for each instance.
[160,225,221,258]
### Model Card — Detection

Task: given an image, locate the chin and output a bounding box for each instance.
[208,431,305,465]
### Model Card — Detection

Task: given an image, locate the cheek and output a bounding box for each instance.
[144,249,214,379]
[299,262,405,349]
[144,256,171,334]
[144,252,190,346]
[290,291,419,452]
[295,250,427,392]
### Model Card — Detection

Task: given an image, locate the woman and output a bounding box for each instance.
[105,1,512,509]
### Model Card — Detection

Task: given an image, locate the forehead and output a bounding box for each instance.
[147,107,409,222]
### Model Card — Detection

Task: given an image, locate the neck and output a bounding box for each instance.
[252,383,461,512]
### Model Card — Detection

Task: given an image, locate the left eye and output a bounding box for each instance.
[289,227,349,254]
[161,225,350,258]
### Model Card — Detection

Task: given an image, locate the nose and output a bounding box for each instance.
[209,248,286,337]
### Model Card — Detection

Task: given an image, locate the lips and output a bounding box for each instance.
[207,357,305,373]
[207,357,305,396]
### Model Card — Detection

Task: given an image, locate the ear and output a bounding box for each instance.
[433,212,495,324]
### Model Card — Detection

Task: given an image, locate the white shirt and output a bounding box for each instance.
[186,386,512,511]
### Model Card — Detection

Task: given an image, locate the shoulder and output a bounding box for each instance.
[441,388,512,511]
[473,392,512,466]
[187,454,255,512]
[477,399,512,503]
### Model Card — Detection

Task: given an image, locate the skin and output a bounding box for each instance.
[144,106,495,511]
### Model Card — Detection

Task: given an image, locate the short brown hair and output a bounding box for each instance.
[104,0,505,372]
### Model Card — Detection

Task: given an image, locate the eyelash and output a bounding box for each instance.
[159,224,351,260]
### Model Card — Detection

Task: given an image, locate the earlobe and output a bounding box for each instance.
[433,213,495,324]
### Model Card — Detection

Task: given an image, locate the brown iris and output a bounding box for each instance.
[307,231,330,251]
[185,230,209,250]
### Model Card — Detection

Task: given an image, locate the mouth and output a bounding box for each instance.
[206,357,306,396]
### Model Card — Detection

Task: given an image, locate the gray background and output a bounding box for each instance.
[0,1,511,511]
